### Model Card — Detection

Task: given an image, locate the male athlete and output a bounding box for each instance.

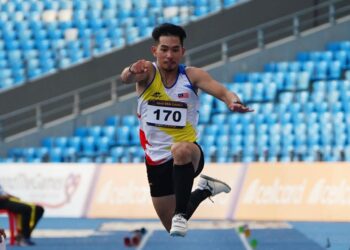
[121,23,253,237]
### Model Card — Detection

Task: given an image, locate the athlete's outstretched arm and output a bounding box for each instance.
[187,67,253,113]
[120,59,153,84]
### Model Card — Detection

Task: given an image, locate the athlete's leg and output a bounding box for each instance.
[0,199,32,239]
[171,142,201,170]
[146,159,176,232]
[170,142,201,236]
[171,142,201,215]
[173,143,230,220]
[29,205,44,235]
[151,195,175,232]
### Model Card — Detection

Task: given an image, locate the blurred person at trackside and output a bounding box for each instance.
[120,23,253,237]
[0,184,44,246]
[0,228,5,242]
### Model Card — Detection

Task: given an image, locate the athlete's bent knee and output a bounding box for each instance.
[171,142,192,163]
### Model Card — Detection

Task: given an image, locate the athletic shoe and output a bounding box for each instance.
[169,213,188,237]
[197,174,231,196]
[17,238,36,247]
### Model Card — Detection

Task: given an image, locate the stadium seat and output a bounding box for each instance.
[116,126,130,146]
[49,147,63,162]
[81,136,96,156]
[105,115,120,126]
[96,136,111,155]
[0,0,245,92]
[87,126,103,139]
[62,147,77,162]
[110,146,125,162]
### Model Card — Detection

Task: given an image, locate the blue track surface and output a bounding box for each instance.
[143,229,246,250]
[1,218,350,249]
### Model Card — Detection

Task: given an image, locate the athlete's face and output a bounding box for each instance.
[152,35,185,72]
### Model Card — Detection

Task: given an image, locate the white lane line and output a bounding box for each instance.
[31,229,96,238]
[100,220,291,232]
[237,232,254,250]
[136,229,154,250]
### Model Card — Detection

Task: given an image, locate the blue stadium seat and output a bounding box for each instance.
[34,147,49,160]
[301,61,315,77]
[121,115,138,127]
[275,62,289,73]
[81,136,96,156]
[42,137,55,148]
[200,134,215,148]
[314,61,328,80]
[216,146,229,163]
[204,124,219,136]
[198,104,212,124]
[116,126,130,146]
[49,147,63,162]
[105,115,120,126]
[67,136,82,151]
[200,92,214,105]
[127,146,144,162]
[101,126,116,140]
[251,83,264,101]
[87,126,103,139]
[333,50,348,68]
[62,147,77,162]
[74,127,88,137]
[211,113,226,125]
[264,82,277,101]
[344,146,350,161]
[228,119,242,135]
[110,146,125,162]
[247,72,261,83]
[130,126,140,145]
[329,61,341,79]
[215,135,229,148]
[96,136,111,154]
[288,61,302,72]
[55,136,68,148]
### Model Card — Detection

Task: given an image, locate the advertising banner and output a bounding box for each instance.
[87,164,154,218]
[0,164,97,217]
[87,163,244,219]
[234,162,350,221]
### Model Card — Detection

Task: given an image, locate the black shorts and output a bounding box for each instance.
[146,143,205,197]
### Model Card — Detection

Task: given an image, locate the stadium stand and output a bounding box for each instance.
[1,0,350,164]
[0,0,243,92]
[2,40,350,163]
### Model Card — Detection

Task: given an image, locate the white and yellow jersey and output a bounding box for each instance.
[137,63,199,165]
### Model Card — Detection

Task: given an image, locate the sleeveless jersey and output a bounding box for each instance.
[137,63,199,165]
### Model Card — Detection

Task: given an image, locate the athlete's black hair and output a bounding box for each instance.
[152,23,187,46]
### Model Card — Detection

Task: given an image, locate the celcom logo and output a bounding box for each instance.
[242,178,307,205]
[308,179,350,205]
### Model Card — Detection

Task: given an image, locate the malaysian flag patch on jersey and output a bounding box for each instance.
[178,92,189,98]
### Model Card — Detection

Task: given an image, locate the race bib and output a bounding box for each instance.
[146,100,187,128]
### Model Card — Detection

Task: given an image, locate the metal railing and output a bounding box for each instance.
[0,75,134,140]
[184,0,350,67]
[0,0,349,141]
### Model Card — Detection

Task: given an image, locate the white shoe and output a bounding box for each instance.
[170,213,188,237]
[197,174,231,196]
